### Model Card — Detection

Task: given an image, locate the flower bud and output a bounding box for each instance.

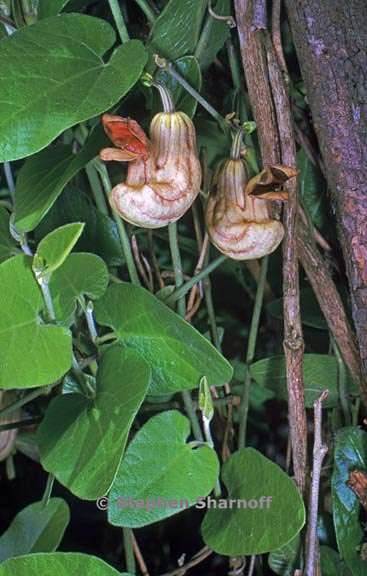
[100,86,201,229]
[206,156,296,260]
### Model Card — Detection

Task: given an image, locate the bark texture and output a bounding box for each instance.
[286,0,367,379]
[234,0,308,495]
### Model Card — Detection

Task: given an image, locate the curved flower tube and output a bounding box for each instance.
[100,86,201,229]
[205,134,297,260]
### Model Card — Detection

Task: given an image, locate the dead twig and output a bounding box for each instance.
[305,390,329,576]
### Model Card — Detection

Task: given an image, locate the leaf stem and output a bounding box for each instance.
[108,0,130,43]
[238,256,268,449]
[134,0,156,24]
[332,337,351,425]
[3,162,15,202]
[41,473,55,508]
[0,387,51,419]
[97,163,141,286]
[168,222,203,442]
[165,255,227,305]
[155,56,228,132]
[123,528,136,574]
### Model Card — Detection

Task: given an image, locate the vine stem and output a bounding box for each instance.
[41,473,55,508]
[238,256,269,449]
[97,163,141,286]
[123,528,136,574]
[134,0,156,24]
[165,255,227,305]
[108,0,130,43]
[305,390,329,576]
[155,56,228,132]
[0,387,51,419]
[168,222,203,442]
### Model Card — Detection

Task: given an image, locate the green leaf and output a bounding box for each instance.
[38,0,70,18]
[250,354,358,408]
[38,346,150,500]
[268,536,301,576]
[267,287,328,330]
[49,253,109,323]
[332,427,367,576]
[0,552,128,576]
[0,498,70,562]
[201,448,305,555]
[0,207,18,263]
[195,0,232,69]
[94,283,233,394]
[0,255,72,389]
[34,186,123,266]
[34,223,84,277]
[14,126,109,232]
[149,0,207,60]
[108,410,219,527]
[297,149,328,230]
[320,546,349,576]
[155,56,202,118]
[0,15,147,162]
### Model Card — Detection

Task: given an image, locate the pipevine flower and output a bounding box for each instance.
[100,83,201,229]
[205,131,297,260]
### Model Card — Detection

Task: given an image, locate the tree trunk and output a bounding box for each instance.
[286,0,367,380]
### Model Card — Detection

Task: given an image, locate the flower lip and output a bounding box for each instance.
[100,114,150,161]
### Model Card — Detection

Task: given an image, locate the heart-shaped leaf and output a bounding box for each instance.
[0,552,129,576]
[0,14,147,161]
[201,448,305,555]
[34,223,84,277]
[149,0,207,60]
[332,427,367,576]
[38,346,150,500]
[0,255,72,389]
[49,253,109,323]
[94,283,233,394]
[0,207,18,263]
[250,354,358,408]
[0,498,70,562]
[108,410,219,527]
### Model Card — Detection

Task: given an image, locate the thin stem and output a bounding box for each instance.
[3,162,15,202]
[332,338,351,425]
[123,528,136,574]
[134,0,156,24]
[86,162,109,216]
[97,163,141,286]
[0,416,42,431]
[168,222,186,317]
[95,332,117,344]
[305,390,329,576]
[108,0,130,43]
[0,387,51,419]
[168,222,203,442]
[42,473,55,508]
[155,57,228,132]
[38,278,56,321]
[152,80,175,113]
[238,256,269,449]
[85,301,98,344]
[165,255,227,305]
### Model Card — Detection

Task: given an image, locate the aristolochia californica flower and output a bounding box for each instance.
[205,132,297,260]
[100,83,201,229]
